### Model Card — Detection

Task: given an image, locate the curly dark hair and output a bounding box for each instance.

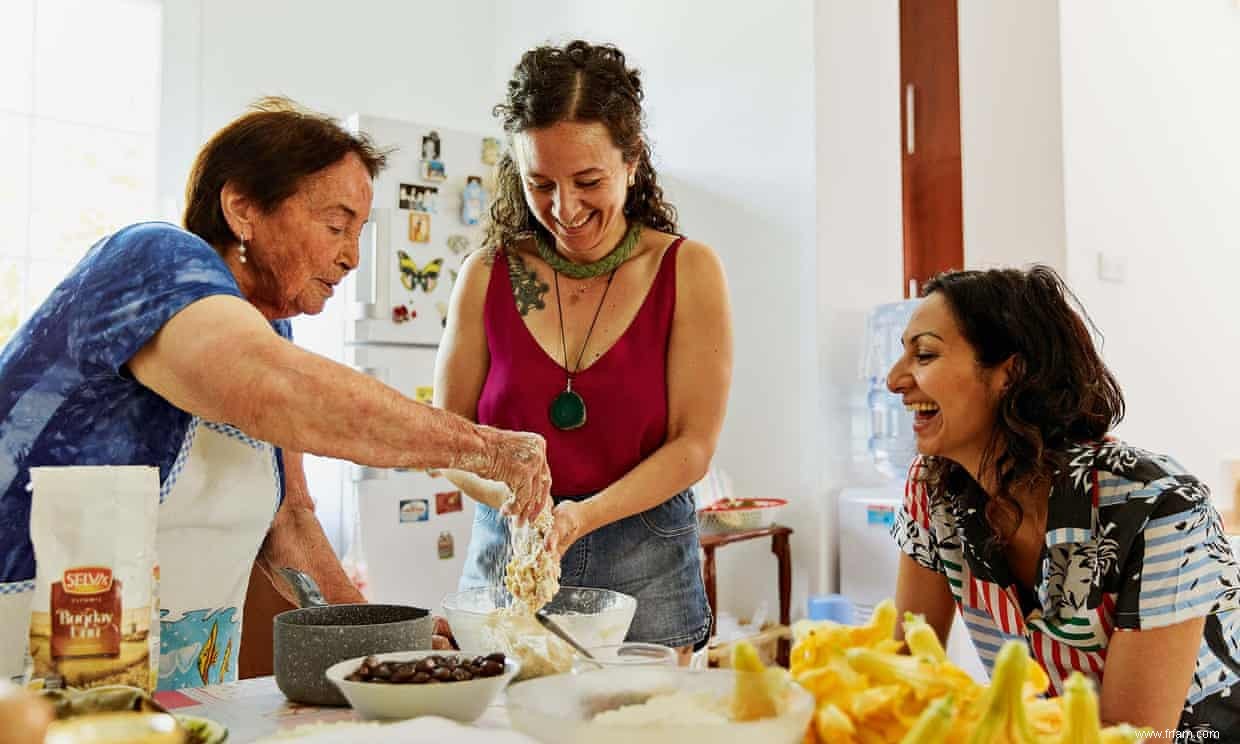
[917,265,1125,545]
[184,96,389,250]
[485,40,677,252]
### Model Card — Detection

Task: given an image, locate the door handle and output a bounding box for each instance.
[905,83,916,156]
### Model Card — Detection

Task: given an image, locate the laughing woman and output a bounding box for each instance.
[434,41,733,657]
[888,266,1240,735]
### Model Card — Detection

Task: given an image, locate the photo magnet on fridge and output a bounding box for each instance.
[421,131,442,160]
[409,184,438,214]
[461,176,486,226]
[398,182,417,210]
[437,532,454,560]
[435,490,463,515]
[408,213,431,243]
[398,499,430,523]
[481,137,501,165]
[421,159,446,182]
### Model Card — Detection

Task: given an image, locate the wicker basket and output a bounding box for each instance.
[697,498,787,533]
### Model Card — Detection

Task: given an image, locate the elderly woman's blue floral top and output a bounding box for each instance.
[0,222,288,590]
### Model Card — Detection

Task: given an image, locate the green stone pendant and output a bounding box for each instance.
[549,389,587,430]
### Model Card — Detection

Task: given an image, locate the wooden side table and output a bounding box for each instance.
[699,524,794,666]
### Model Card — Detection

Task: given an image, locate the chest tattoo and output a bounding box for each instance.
[506,253,549,316]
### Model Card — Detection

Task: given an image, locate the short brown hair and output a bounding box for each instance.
[183,96,388,248]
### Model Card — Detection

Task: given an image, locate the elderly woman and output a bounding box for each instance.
[889,266,1239,735]
[435,41,733,658]
[0,98,551,689]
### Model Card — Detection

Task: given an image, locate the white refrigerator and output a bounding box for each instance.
[299,114,499,611]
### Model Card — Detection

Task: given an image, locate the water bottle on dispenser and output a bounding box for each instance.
[861,299,921,479]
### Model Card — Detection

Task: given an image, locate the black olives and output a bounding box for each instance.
[347,653,507,685]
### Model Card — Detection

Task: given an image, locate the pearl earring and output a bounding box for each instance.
[238,236,248,264]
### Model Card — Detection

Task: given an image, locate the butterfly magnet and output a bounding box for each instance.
[397,251,444,293]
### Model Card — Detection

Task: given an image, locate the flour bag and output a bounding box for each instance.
[28,466,160,692]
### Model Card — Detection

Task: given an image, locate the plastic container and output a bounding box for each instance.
[807,594,856,624]
[861,299,921,479]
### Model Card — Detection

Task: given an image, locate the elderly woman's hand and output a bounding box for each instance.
[459,426,551,525]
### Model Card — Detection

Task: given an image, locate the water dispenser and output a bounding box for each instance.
[861,299,921,479]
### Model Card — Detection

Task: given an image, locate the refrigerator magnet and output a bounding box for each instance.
[409,184,438,214]
[436,490,463,515]
[399,499,430,523]
[437,532,455,560]
[398,182,416,210]
[435,301,449,329]
[397,250,441,291]
[415,386,434,404]
[461,176,486,226]
[407,213,431,244]
[481,137,501,165]
[421,131,442,160]
[422,159,447,182]
[446,234,470,255]
[391,304,411,324]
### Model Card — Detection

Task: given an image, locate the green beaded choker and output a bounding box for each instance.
[535,222,642,279]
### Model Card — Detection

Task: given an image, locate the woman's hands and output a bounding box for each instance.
[456,426,551,525]
[545,499,591,559]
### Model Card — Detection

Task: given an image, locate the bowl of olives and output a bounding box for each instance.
[324,650,519,722]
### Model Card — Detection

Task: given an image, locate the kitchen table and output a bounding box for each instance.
[153,676,514,742]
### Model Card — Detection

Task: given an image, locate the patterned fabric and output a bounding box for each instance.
[0,580,34,596]
[893,440,1240,735]
[0,222,289,584]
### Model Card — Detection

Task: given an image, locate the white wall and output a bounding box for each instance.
[814,0,905,593]
[493,0,823,622]
[958,0,1067,272]
[1058,1,1240,498]
[159,0,500,211]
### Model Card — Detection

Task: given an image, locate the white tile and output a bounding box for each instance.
[0,0,35,114]
[29,118,155,262]
[33,0,162,133]
[0,113,31,259]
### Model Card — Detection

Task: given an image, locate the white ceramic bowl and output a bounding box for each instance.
[324,650,519,722]
[441,586,636,652]
[506,666,814,744]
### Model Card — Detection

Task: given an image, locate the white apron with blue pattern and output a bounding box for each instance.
[154,417,279,690]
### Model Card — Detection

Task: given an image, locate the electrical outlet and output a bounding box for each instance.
[1097,252,1127,284]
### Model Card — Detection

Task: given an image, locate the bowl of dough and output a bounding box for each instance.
[440,586,637,679]
[506,665,814,744]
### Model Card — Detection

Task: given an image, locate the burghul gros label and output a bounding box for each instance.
[28,466,160,692]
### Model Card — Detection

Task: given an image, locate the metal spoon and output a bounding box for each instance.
[535,610,603,669]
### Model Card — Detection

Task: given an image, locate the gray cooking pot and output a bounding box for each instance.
[273,568,432,706]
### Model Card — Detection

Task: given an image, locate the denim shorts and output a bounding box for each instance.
[459,488,712,650]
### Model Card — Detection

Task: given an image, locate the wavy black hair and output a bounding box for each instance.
[484,40,677,252]
[918,265,1125,544]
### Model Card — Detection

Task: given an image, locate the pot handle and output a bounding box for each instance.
[277,567,328,608]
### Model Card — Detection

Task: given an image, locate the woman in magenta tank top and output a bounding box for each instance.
[434,41,733,654]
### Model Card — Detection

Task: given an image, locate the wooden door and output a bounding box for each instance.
[900,0,964,297]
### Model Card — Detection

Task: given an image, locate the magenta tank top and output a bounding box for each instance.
[477,238,684,496]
